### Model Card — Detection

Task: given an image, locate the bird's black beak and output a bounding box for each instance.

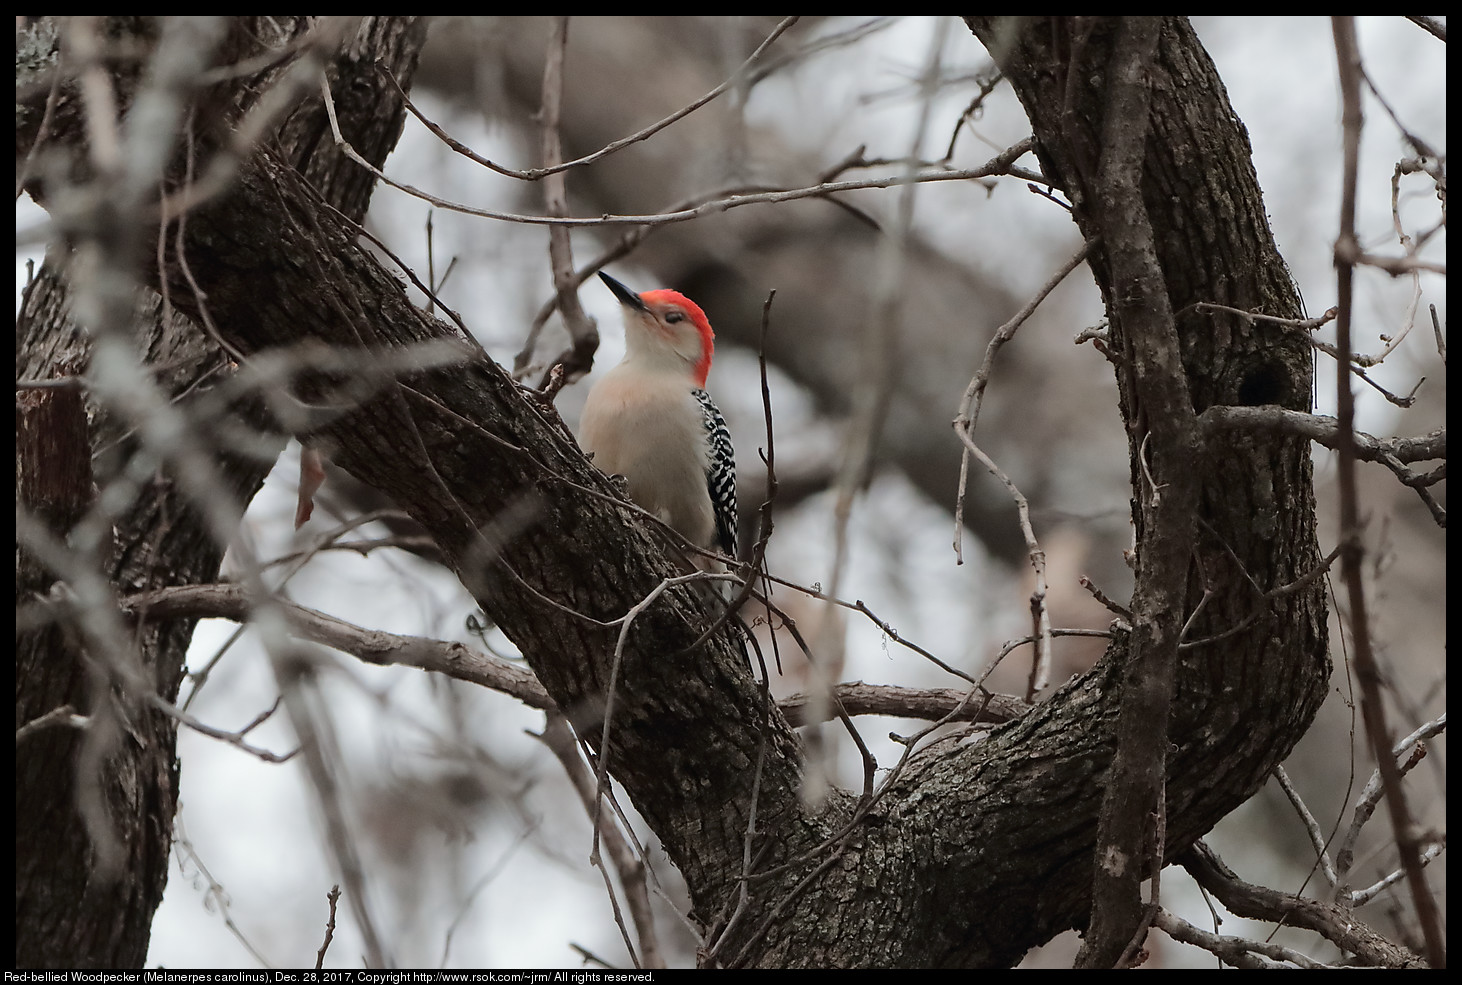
[598,271,648,312]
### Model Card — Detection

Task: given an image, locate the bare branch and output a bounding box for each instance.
[1330,20,1444,967]
[315,885,341,970]
[1334,713,1448,896]
[118,583,1035,736]
[314,101,1040,230]
[1179,300,1338,332]
[1199,405,1444,464]
[15,704,89,744]
[119,582,557,710]
[1200,404,1445,526]
[778,681,1027,728]
[536,714,663,969]
[953,238,1095,564]
[1077,17,1200,966]
[1272,764,1339,887]
[1178,841,1425,968]
[1405,15,1446,42]
[533,17,600,387]
[391,18,798,183]
[1153,907,1326,969]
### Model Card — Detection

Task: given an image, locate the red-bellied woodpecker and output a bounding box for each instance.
[579,271,737,565]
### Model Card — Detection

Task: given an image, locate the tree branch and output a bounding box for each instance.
[1078,17,1199,966]
[1178,841,1425,968]
[114,582,1030,728]
[1331,20,1446,967]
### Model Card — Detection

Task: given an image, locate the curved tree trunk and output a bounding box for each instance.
[15,16,428,967]
[17,15,1329,968]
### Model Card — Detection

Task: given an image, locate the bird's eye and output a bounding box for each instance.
[665,310,685,324]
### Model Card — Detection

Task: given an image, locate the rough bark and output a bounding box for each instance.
[15,16,428,968]
[17,16,1332,968]
[965,15,1330,965]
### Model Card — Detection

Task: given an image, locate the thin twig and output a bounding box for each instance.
[15,704,89,743]
[1272,764,1339,887]
[1330,19,1444,969]
[1178,300,1337,332]
[1199,405,1445,527]
[313,110,1040,229]
[803,18,956,803]
[118,581,1036,729]
[537,714,661,968]
[953,238,1094,563]
[1178,840,1425,968]
[1079,575,1133,623]
[534,17,599,388]
[1333,713,1448,896]
[386,18,798,183]
[1154,908,1325,969]
[315,885,340,970]
[954,437,1052,697]
[174,814,275,969]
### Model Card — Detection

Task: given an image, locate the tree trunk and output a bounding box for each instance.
[16,15,1329,968]
[15,16,428,967]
